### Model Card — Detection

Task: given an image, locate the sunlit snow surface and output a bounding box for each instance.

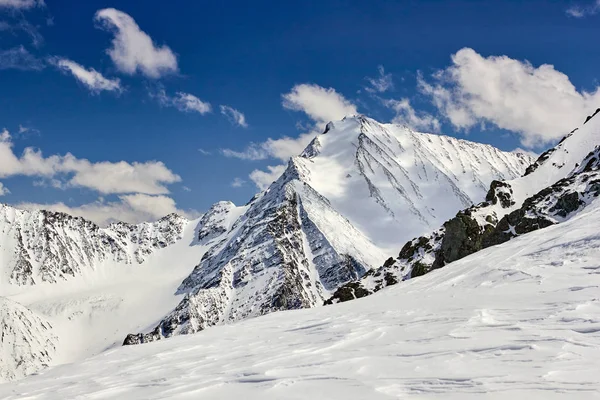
[2,200,600,399]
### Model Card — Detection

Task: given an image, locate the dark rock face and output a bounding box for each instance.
[485,181,515,208]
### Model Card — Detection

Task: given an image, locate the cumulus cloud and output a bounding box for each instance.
[0,182,9,196]
[94,8,178,78]
[365,65,394,93]
[0,0,44,9]
[18,194,198,227]
[384,98,441,132]
[418,47,600,147]
[220,105,248,128]
[0,46,44,71]
[154,88,212,115]
[566,0,600,17]
[0,128,181,194]
[50,57,122,93]
[249,165,286,190]
[282,83,357,124]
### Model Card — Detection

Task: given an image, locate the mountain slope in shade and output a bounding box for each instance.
[125,116,533,344]
[4,196,600,398]
[0,297,58,383]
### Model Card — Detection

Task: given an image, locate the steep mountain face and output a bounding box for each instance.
[293,116,533,252]
[0,206,188,285]
[0,297,58,383]
[327,111,600,303]
[124,115,533,344]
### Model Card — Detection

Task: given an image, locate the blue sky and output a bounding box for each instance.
[1,0,599,225]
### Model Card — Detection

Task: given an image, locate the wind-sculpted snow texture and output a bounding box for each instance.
[3,199,600,399]
[0,297,58,383]
[0,205,188,285]
[327,111,600,303]
[124,116,531,344]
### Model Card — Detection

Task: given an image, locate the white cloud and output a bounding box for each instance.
[365,65,394,93]
[282,83,358,124]
[94,8,178,78]
[230,177,246,188]
[0,0,43,9]
[418,47,600,147]
[154,89,212,115]
[566,0,600,17]
[18,194,198,227]
[220,105,248,128]
[0,46,44,71]
[384,98,440,132]
[17,124,39,137]
[198,148,211,155]
[0,129,181,194]
[220,144,269,161]
[249,165,286,190]
[50,58,122,93]
[0,182,9,196]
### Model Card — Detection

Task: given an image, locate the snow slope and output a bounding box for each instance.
[3,196,600,399]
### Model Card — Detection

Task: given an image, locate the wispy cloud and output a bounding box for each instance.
[50,57,122,93]
[365,65,394,93]
[566,0,600,17]
[0,0,44,10]
[198,148,211,156]
[153,88,212,115]
[0,46,44,71]
[0,182,9,196]
[383,98,440,132]
[230,177,246,188]
[220,144,269,160]
[220,105,248,128]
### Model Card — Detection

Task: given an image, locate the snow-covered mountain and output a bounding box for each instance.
[124,115,532,344]
[327,110,600,303]
[0,115,532,380]
[0,206,188,286]
[3,193,600,399]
